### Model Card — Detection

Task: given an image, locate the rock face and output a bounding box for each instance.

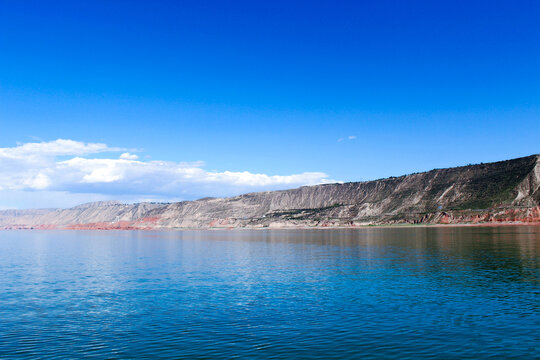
[1,155,539,229]
[0,202,163,229]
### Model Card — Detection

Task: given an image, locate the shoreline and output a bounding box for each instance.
[2,221,540,231]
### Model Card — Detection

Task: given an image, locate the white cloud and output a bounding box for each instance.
[0,139,334,207]
[22,172,51,190]
[0,139,114,160]
[338,136,356,142]
[119,152,138,160]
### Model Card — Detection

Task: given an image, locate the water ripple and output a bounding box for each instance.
[0,227,538,359]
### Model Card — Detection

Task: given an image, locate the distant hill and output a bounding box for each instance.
[1,154,539,229]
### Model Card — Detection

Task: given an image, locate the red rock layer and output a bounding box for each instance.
[63,217,162,230]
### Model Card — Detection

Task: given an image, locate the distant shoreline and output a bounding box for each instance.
[2,154,539,231]
[3,221,540,231]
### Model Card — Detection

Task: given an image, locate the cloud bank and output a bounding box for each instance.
[0,139,333,208]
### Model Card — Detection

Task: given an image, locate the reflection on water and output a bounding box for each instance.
[0,227,538,359]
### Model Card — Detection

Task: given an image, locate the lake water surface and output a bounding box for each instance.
[0,227,538,359]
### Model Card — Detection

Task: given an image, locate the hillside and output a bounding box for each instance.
[1,154,539,229]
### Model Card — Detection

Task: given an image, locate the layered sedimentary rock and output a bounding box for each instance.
[1,155,539,229]
[0,201,163,229]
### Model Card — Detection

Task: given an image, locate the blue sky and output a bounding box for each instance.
[0,1,539,208]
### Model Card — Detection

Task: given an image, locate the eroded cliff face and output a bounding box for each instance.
[513,156,540,206]
[0,202,163,229]
[1,155,539,229]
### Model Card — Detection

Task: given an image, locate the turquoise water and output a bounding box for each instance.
[0,227,538,359]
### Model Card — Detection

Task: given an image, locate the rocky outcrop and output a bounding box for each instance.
[1,155,539,229]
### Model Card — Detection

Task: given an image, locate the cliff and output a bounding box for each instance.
[1,154,539,229]
[0,202,163,229]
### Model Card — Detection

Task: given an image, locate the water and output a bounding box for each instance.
[0,227,538,359]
